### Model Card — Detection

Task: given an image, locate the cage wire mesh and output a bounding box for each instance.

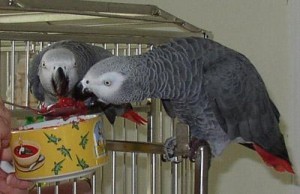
[0,40,196,194]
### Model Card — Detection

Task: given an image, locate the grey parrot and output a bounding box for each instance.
[78,37,294,173]
[28,40,147,125]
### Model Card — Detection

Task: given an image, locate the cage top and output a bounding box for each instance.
[0,0,212,44]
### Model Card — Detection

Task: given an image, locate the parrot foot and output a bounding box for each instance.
[189,137,211,163]
[162,137,182,163]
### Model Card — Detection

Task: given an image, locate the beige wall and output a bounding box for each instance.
[287,0,300,190]
[95,0,299,193]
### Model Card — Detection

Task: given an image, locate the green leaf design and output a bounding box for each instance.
[44,132,61,145]
[72,121,80,130]
[51,159,65,175]
[79,132,89,149]
[76,155,89,170]
[57,145,72,160]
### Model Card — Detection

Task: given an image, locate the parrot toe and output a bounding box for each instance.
[188,137,211,164]
[162,137,182,163]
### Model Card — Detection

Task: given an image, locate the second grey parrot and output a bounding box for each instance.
[28,40,147,124]
[28,40,112,105]
[78,37,294,173]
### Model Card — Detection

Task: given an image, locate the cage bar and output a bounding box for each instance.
[10,40,15,106]
[25,41,30,106]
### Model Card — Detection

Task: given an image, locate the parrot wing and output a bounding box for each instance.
[161,99,177,119]
[202,52,293,173]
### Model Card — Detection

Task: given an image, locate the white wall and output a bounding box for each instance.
[97,0,299,193]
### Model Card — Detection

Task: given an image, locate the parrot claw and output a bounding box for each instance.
[162,137,182,163]
[188,137,211,163]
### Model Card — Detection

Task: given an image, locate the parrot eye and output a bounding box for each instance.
[104,80,111,86]
[74,62,77,67]
[85,80,89,84]
[42,61,46,67]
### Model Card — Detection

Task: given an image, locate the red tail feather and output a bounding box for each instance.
[253,144,294,174]
[122,110,147,125]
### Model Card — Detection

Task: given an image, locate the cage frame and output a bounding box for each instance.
[0,1,212,194]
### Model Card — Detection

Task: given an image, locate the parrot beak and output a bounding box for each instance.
[76,81,90,94]
[52,67,69,96]
[73,81,95,100]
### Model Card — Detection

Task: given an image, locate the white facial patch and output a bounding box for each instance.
[40,49,75,76]
[39,48,77,94]
[83,71,126,102]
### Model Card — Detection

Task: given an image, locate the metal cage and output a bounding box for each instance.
[0,1,212,194]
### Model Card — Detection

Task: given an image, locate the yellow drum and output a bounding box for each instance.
[10,114,108,182]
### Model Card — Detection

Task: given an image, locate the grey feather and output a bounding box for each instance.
[161,99,176,118]
[80,37,291,164]
[28,40,145,125]
[28,40,112,104]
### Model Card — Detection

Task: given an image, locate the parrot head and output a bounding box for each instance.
[76,56,146,105]
[38,48,79,101]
